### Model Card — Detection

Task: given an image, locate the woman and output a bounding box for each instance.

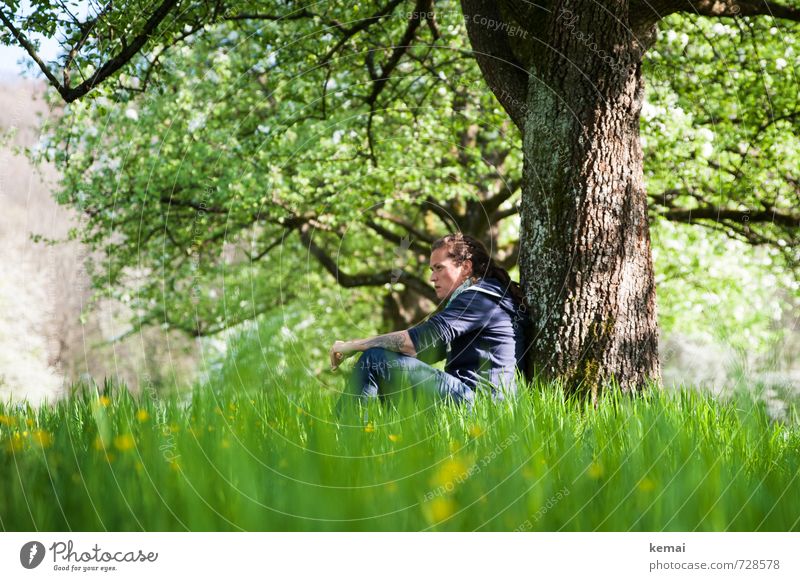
[330,233,529,410]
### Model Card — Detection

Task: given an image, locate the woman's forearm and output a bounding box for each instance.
[347,330,416,357]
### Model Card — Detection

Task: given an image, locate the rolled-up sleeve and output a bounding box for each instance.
[408,292,492,363]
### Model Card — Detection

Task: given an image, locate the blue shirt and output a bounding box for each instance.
[407,277,528,395]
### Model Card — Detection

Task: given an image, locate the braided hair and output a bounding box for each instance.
[431,233,525,307]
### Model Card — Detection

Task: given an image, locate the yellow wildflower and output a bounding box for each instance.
[113,434,135,452]
[424,497,456,524]
[364,422,375,433]
[432,457,470,488]
[99,396,111,407]
[0,415,14,426]
[587,462,604,479]
[637,477,656,492]
[135,409,149,422]
[5,438,24,452]
[32,430,53,448]
[468,425,484,438]
[388,434,401,442]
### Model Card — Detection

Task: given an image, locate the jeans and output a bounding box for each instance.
[337,348,475,414]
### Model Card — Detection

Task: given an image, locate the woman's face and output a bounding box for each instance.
[429,246,472,301]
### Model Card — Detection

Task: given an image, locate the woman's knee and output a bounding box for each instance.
[360,347,390,362]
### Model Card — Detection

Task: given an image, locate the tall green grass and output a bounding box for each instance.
[1,374,798,531]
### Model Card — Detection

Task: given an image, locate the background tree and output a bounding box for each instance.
[3,0,799,398]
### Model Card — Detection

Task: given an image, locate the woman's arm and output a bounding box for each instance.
[329,331,416,370]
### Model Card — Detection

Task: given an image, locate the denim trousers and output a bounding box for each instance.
[337,347,475,414]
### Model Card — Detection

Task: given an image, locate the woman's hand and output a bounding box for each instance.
[329,340,355,371]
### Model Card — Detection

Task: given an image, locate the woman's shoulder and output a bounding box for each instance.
[466,278,505,298]
[468,277,519,304]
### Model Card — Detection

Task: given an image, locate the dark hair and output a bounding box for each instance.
[431,233,525,307]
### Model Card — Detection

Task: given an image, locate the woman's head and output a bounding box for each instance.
[429,233,524,304]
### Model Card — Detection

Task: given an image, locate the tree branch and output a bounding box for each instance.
[1,0,180,102]
[364,0,432,164]
[658,205,800,228]
[459,0,530,131]
[298,224,436,301]
[645,0,800,22]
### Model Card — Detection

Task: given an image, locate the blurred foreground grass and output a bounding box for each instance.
[1,376,799,531]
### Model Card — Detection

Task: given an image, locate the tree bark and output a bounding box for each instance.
[513,2,661,400]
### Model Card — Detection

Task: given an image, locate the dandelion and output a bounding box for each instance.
[425,497,457,524]
[32,430,53,448]
[5,438,24,452]
[637,477,656,492]
[364,422,375,433]
[468,425,484,438]
[99,396,111,407]
[113,434,135,452]
[587,462,604,479]
[388,434,401,442]
[136,409,149,422]
[432,457,470,488]
[0,415,14,426]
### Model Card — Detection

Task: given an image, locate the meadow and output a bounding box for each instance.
[2,372,799,532]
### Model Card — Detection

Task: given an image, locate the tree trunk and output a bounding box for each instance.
[381,288,432,333]
[517,2,660,400]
